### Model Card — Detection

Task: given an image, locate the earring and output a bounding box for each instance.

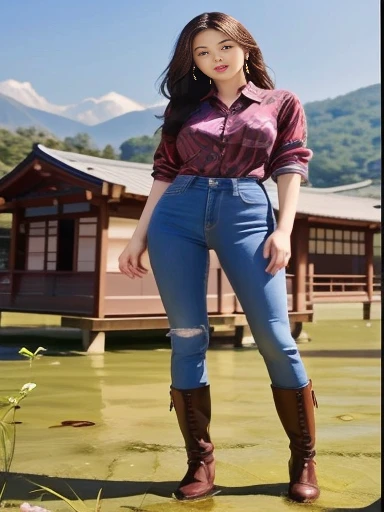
[192,65,197,81]
[209,78,212,84]
[245,57,250,75]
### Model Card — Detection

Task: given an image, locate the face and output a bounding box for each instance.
[192,28,247,83]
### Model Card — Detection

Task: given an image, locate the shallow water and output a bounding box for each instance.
[0,319,381,511]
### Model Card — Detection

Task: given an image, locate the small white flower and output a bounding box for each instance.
[8,397,17,404]
[20,383,37,393]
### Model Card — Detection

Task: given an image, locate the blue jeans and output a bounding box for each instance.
[147,175,309,390]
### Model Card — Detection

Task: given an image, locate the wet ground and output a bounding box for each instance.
[0,316,381,512]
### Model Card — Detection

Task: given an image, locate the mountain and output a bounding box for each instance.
[0,93,89,138]
[0,92,165,145]
[63,92,145,125]
[0,79,146,125]
[88,106,165,147]
[305,84,380,187]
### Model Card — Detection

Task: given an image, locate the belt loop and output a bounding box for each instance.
[231,178,239,196]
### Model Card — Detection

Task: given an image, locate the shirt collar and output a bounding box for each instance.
[200,80,264,103]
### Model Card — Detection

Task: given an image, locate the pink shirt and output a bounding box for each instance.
[151,80,312,184]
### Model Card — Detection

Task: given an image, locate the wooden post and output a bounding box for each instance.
[82,331,106,353]
[308,263,314,305]
[365,230,374,301]
[93,200,109,319]
[9,209,20,304]
[293,219,309,312]
[364,230,374,320]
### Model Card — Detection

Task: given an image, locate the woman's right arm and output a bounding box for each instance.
[118,179,171,279]
[118,125,181,279]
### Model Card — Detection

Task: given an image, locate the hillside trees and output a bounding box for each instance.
[0,128,117,176]
[120,133,161,163]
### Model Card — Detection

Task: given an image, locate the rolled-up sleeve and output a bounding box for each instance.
[151,131,181,183]
[267,92,313,184]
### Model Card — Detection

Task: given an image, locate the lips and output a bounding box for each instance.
[214,65,228,72]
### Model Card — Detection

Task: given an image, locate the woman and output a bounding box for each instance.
[118,11,319,504]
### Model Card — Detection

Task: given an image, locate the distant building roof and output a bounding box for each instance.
[2,144,381,224]
[301,180,374,193]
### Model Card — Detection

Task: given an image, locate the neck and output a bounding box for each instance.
[213,71,248,99]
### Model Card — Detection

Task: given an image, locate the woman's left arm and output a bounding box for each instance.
[263,173,301,275]
[263,92,312,276]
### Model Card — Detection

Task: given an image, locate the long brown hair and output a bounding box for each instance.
[157,12,275,136]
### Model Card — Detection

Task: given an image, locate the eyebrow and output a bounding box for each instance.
[193,39,233,52]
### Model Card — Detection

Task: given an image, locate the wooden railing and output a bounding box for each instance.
[0,270,96,314]
[373,275,381,293]
[306,272,381,303]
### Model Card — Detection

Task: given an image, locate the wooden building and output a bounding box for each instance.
[0,144,381,352]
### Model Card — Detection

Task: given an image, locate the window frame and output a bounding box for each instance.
[20,210,98,272]
[309,227,366,256]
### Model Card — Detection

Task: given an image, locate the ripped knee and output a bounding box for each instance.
[166,325,209,355]
[166,325,207,338]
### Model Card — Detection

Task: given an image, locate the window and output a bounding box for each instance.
[77,217,97,271]
[27,222,46,270]
[24,217,97,272]
[63,202,90,214]
[25,205,58,217]
[0,227,10,270]
[47,220,58,270]
[309,228,365,256]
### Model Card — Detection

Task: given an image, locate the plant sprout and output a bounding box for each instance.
[0,382,37,474]
[0,346,42,507]
[19,347,47,367]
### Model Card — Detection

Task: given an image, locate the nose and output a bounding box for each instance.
[214,55,222,62]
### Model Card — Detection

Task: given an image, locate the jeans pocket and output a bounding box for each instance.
[238,180,266,204]
[163,176,195,196]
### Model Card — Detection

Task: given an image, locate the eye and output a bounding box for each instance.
[197,51,208,56]
[222,45,233,50]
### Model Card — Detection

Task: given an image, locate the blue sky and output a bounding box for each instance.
[0,0,380,107]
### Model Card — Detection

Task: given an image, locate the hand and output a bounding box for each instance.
[118,237,149,279]
[263,229,291,276]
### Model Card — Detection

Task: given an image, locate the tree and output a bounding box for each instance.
[120,133,161,162]
[63,133,100,156]
[101,144,117,160]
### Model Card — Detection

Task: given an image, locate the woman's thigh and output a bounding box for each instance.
[147,189,210,328]
[147,187,211,388]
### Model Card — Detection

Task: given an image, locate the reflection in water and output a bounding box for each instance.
[214,351,235,378]
[0,321,381,510]
[49,420,96,428]
[135,496,217,511]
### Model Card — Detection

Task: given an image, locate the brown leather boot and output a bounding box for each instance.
[271,380,320,503]
[169,385,216,500]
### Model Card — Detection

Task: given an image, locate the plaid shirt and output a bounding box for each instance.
[152,80,312,184]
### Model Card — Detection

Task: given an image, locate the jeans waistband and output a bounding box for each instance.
[173,174,260,192]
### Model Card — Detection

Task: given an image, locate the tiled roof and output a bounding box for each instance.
[29,145,380,224]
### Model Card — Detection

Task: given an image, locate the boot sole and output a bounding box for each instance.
[172,487,221,502]
[288,493,320,504]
